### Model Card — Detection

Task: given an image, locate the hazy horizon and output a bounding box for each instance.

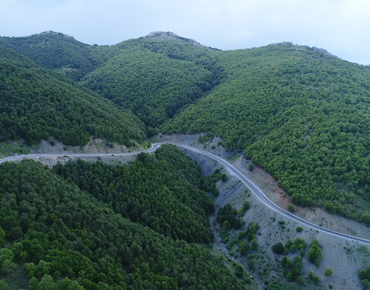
[2,0,370,65]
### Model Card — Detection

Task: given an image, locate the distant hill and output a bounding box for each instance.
[0,31,96,81]
[0,31,224,133]
[81,31,224,132]
[4,31,370,220]
[0,46,146,146]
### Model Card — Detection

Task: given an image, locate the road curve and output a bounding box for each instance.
[1,142,370,245]
[165,142,370,246]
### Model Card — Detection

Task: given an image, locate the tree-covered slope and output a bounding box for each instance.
[81,32,223,131]
[164,43,370,220]
[52,144,215,243]
[0,31,96,81]
[0,145,244,289]
[0,46,146,146]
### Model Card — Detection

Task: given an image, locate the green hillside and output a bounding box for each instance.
[4,30,370,221]
[0,31,96,81]
[164,43,370,220]
[81,32,223,131]
[0,145,244,289]
[52,145,215,243]
[0,46,146,146]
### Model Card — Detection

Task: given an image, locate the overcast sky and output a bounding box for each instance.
[1,0,370,65]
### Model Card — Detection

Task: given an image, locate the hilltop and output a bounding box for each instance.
[0,46,146,147]
[3,31,370,222]
[0,31,96,81]
[162,41,370,221]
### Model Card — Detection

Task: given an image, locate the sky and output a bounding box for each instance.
[1,0,370,65]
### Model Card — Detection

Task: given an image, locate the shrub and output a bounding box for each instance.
[307,243,322,266]
[297,277,304,285]
[294,237,306,250]
[251,239,258,250]
[296,227,303,232]
[271,242,284,254]
[325,268,333,276]
[285,239,293,249]
[288,204,295,212]
[238,201,250,217]
[289,245,297,253]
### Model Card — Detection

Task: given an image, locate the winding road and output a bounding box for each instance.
[1,142,370,246]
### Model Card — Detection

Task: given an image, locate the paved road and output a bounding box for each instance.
[0,143,161,164]
[1,142,370,246]
[167,143,370,246]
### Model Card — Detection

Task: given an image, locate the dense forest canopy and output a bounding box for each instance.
[52,145,215,243]
[3,31,370,220]
[0,145,244,289]
[0,31,96,81]
[0,46,146,146]
[81,32,224,130]
[163,43,370,219]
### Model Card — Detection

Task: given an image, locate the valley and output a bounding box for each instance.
[1,30,370,289]
[2,140,370,289]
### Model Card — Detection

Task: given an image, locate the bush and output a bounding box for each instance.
[271,242,284,254]
[285,239,293,249]
[307,244,322,266]
[296,227,303,232]
[289,245,297,253]
[294,237,306,250]
[307,239,322,266]
[325,268,333,276]
[288,204,295,212]
[238,201,250,217]
[234,217,245,229]
[233,264,244,278]
[297,277,304,285]
[248,163,254,171]
[251,239,258,250]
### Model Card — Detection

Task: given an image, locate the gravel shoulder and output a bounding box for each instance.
[179,141,370,290]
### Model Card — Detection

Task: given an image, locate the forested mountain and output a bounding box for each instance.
[0,145,244,289]
[52,145,215,243]
[81,32,223,131]
[0,31,224,133]
[0,31,96,81]
[3,30,370,221]
[0,46,146,146]
[163,43,370,220]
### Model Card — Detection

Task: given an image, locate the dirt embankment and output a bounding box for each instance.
[182,143,370,290]
[2,137,148,167]
[155,133,370,240]
[37,137,147,155]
